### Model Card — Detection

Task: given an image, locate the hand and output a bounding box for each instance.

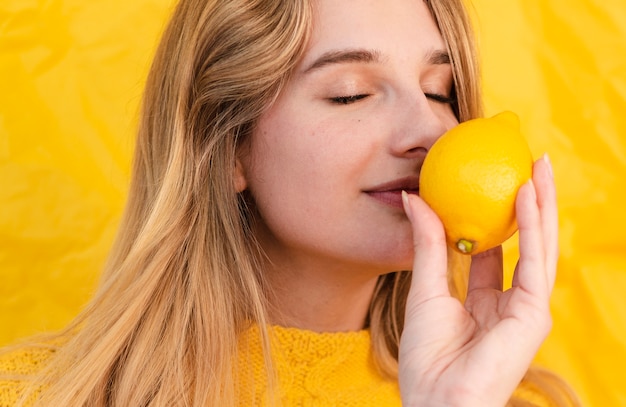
[399,156,558,407]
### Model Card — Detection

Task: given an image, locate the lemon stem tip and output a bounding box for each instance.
[456,239,475,254]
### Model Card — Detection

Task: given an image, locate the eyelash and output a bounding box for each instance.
[329,92,456,106]
[329,94,369,105]
[425,92,456,105]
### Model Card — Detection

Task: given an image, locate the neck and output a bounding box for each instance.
[264,260,380,333]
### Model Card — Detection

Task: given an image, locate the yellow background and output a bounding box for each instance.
[1,1,625,405]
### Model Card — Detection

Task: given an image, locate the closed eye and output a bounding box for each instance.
[329,94,369,105]
[425,92,456,105]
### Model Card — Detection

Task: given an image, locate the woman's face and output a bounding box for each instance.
[237,0,458,275]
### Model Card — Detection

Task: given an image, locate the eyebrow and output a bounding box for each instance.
[426,49,451,65]
[302,48,450,74]
[303,49,382,73]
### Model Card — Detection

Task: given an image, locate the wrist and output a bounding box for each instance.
[401,388,507,407]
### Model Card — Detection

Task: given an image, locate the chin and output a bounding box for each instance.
[377,255,415,274]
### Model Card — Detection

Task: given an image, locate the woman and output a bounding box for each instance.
[0,0,579,405]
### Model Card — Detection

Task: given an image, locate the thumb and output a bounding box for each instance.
[402,191,451,308]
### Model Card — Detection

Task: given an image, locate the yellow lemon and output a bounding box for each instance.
[419,111,533,255]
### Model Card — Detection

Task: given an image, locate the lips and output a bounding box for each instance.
[364,176,420,209]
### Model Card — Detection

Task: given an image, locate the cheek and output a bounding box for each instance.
[434,103,459,131]
[247,100,386,213]
[249,122,320,187]
[252,112,372,186]
[246,114,418,270]
[244,117,332,223]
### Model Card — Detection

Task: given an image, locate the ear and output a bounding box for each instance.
[234,158,248,193]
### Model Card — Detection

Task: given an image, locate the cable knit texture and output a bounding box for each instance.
[0,326,553,406]
[236,326,400,406]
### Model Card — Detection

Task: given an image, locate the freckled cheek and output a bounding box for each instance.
[248,126,328,202]
[254,111,382,195]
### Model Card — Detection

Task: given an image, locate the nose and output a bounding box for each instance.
[389,93,457,159]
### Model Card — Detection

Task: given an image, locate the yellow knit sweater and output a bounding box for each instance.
[237,326,400,405]
[0,326,553,406]
[0,327,399,406]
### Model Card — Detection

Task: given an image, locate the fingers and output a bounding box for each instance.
[513,178,546,295]
[468,245,503,292]
[402,191,450,306]
[513,154,558,299]
[534,154,559,292]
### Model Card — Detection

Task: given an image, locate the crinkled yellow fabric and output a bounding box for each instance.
[0,1,624,406]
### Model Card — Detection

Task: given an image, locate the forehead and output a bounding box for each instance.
[302,0,444,65]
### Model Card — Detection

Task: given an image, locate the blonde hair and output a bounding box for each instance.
[11,0,579,406]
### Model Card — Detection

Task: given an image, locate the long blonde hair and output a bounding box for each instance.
[13,0,578,405]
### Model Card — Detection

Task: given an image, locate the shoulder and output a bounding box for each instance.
[0,344,56,375]
[0,344,56,406]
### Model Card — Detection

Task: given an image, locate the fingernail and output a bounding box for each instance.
[543,153,554,179]
[401,190,413,222]
[527,178,537,200]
